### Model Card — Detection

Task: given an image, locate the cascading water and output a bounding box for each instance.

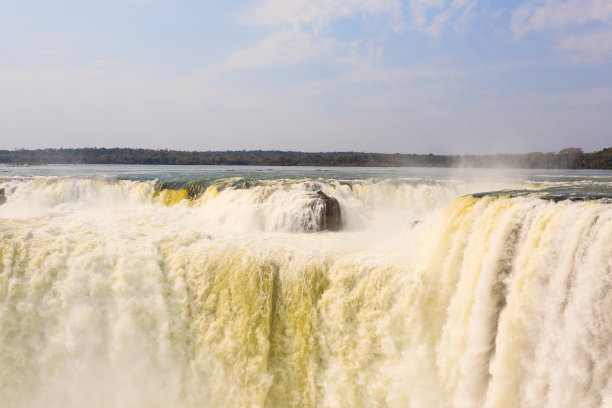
[1,165,611,408]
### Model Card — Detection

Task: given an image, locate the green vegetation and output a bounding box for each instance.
[0,147,611,169]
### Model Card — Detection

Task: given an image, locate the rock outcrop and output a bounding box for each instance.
[310,190,342,231]
[0,188,5,206]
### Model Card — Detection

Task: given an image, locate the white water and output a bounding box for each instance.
[1,168,611,407]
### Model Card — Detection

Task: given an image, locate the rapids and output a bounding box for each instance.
[1,165,611,408]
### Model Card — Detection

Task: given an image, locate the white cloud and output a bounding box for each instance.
[512,0,612,36]
[214,0,482,75]
[559,28,612,54]
[511,0,612,56]
[409,0,477,35]
[246,0,404,30]
[223,28,349,69]
[218,0,404,72]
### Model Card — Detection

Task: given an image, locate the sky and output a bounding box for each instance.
[1,0,611,154]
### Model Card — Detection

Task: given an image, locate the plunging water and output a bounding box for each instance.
[1,165,611,408]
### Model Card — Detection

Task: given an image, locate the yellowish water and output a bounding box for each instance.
[1,174,611,407]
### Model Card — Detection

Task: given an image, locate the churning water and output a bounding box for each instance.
[1,165,611,408]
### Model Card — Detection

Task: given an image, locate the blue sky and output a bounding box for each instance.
[1,0,611,153]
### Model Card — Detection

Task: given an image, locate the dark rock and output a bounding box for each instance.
[0,188,5,206]
[302,191,343,232]
[315,191,342,231]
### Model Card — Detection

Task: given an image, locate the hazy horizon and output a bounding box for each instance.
[2,1,612,154]
[0,146,605,156]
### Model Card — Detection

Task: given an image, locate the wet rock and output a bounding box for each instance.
[310,191,342,231]
[0,188,5,206]
[317,191,342,231]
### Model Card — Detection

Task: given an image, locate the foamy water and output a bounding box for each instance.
[1,165,611,407]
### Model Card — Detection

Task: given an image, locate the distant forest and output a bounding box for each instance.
[1,147,611,169]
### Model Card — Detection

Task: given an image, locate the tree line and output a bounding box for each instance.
[0,147,610,169]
